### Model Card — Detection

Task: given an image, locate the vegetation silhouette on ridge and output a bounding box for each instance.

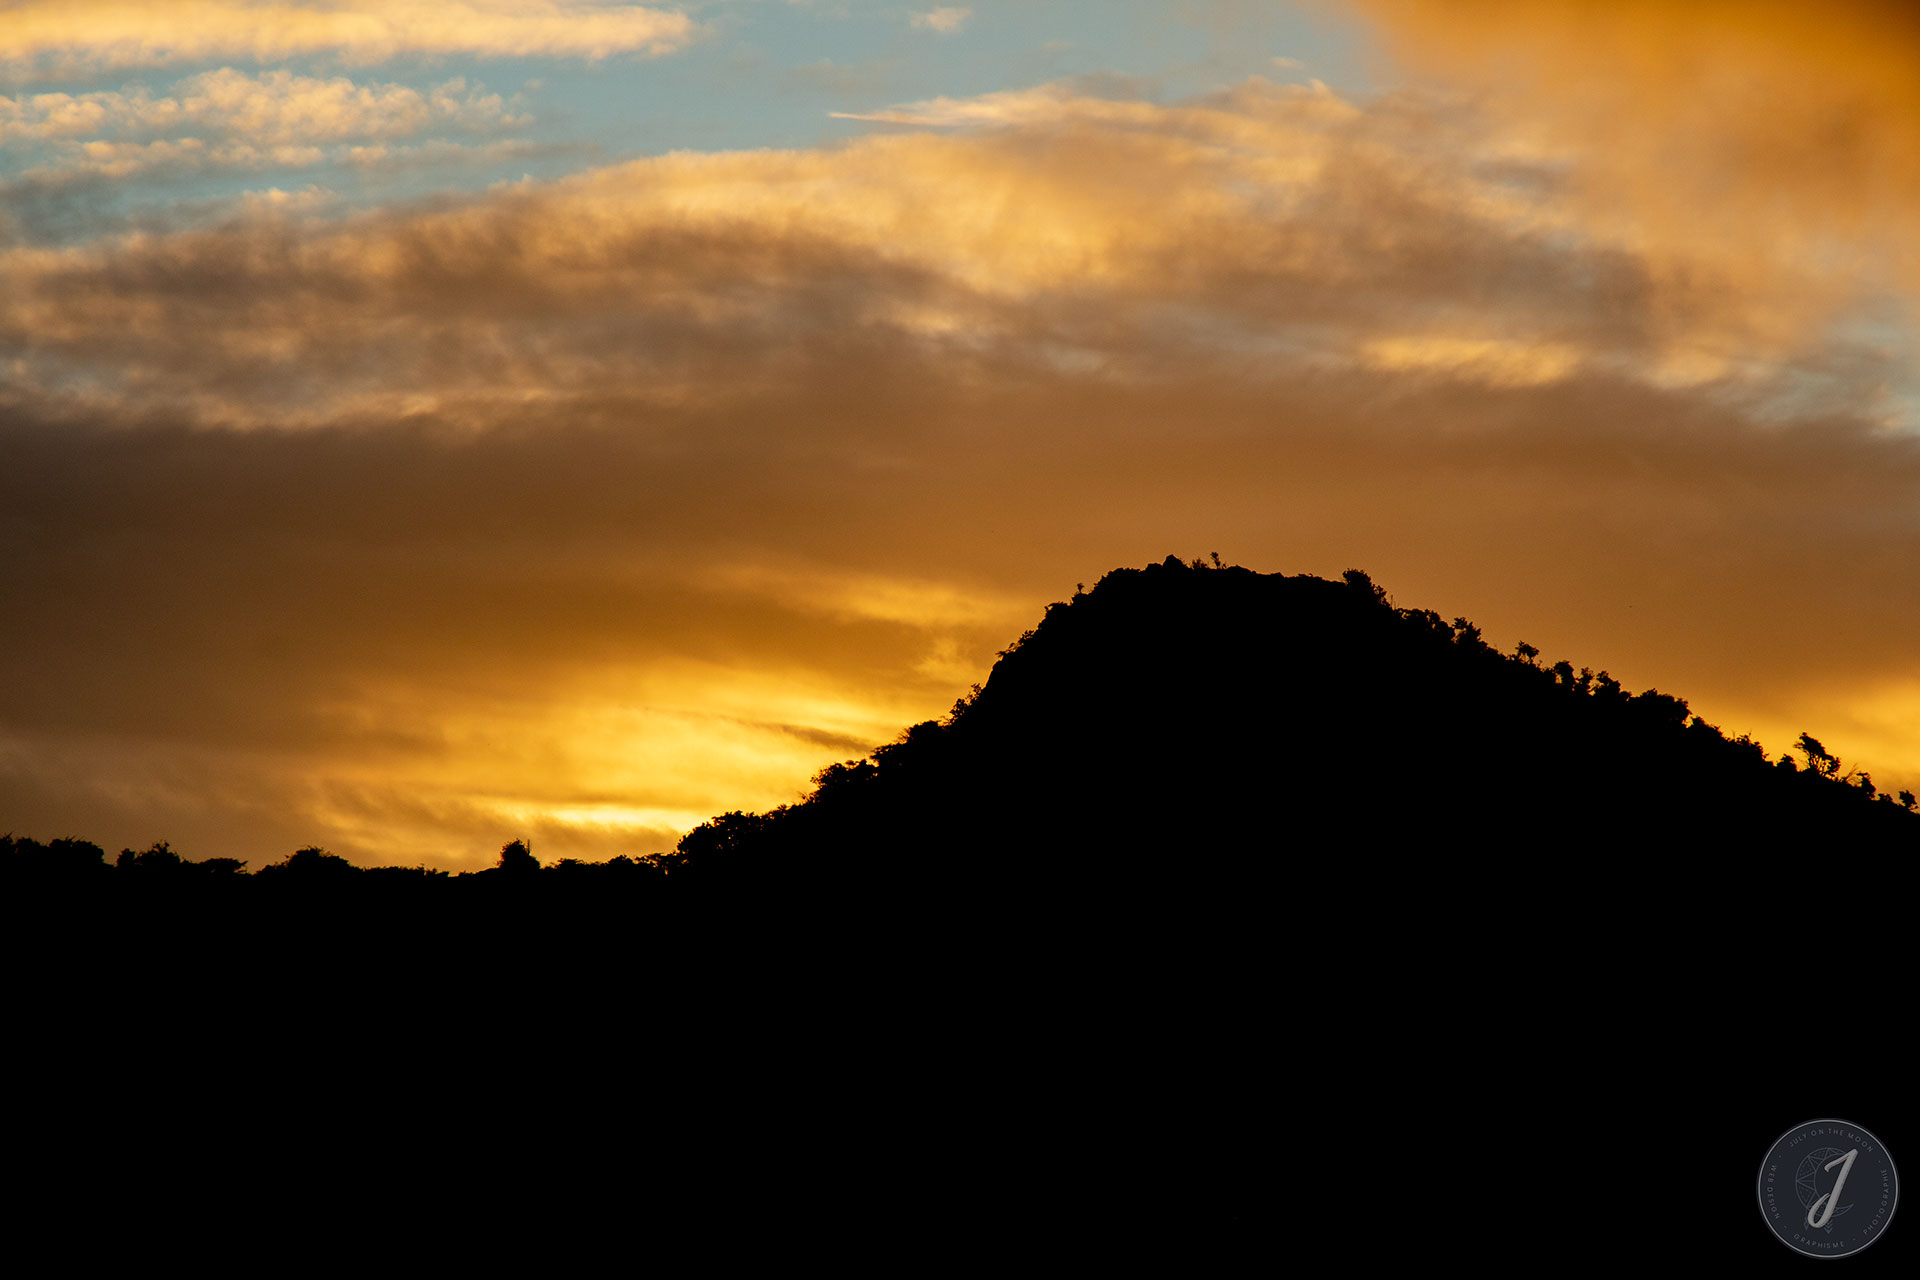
[6,555,1915,899]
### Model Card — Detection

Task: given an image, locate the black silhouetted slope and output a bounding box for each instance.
[12,558,1916,1258]
[668,556,1915,896]
[8,555,1916,915]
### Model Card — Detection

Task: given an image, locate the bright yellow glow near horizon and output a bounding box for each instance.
[4,1,1919,863]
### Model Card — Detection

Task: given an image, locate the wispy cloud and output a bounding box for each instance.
[2,70,522,148]
[6,8,1920,864]
[5,71,1903,440]
[0,1,699,78]
[10,135,545,185]
[911,7,972,35]
[2,69,531,194]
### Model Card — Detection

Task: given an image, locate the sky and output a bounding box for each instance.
[3,0,1918,867]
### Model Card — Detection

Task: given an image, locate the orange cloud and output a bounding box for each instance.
[7,355,1920,865]
[1351,0,1920,328]
[5,63,1919,864]
[0,76,1712,424]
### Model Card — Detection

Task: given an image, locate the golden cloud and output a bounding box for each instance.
[11,136,540,186]
[0,0,698,77]
[4,61,1919,864]
[1352,0,1920,323]
[2,71,517,146]
[7,356,1920,865]
[0,75,1746,425]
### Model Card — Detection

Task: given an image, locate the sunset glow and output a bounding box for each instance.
[5,1,1917,865]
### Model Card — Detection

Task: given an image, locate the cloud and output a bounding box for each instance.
[4,74,1847,425]
[5,66,1920,863]
[910,7,972,35]
[0,68,535,217]
[0,1,699,78]
[2,71,519,147]
[8,355,1920,865]
[10,135,543,186]
[1361,335,1581,387]
[0,406,1033,865]
[181,68,524,144]
[829,82,1140,127]
[1350,0,1920,313]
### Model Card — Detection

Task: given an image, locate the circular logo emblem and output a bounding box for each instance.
[1758,1119,1899,1258]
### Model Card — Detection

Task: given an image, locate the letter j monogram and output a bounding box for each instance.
[1809,1149,1860,1229]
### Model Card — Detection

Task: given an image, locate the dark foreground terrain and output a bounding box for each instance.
[12,555,1915,896]
[9,559,1914,1265]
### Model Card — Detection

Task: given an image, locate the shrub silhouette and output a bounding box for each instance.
[497,838,540,875]
[0,834,108,884]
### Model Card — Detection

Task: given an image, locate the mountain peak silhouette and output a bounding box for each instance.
[5,557,1912,907]
[670,555,1914,891]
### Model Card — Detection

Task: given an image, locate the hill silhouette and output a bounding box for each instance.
[9,557,1913,1260]
[6,554,1914,905]
[668,555,1915,896]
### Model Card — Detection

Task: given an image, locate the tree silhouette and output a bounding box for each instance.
[1796,732,1842,779]
[497,838,540,874]
[1,835,108,883]
[117,841,183,873]
[258,845,358,878]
